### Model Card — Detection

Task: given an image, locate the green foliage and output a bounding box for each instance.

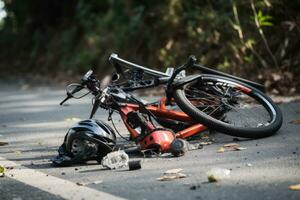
[257,10,273,26]
[0,0,299,94]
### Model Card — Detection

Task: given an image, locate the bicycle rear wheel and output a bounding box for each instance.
[173,74,283,138]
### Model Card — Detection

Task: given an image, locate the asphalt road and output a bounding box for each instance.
[0,81,300,200]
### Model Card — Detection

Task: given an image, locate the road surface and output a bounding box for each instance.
[0,81,299,200]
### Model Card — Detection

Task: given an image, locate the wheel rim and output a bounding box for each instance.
[182,77,278,130]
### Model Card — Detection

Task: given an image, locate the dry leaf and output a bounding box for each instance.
[164,168,183,174]
[218,143,247,152]
[0,166,6,177]
[207,175,218,182]
[234,147,247,151]
[201,134,210,139]
[289,184,300,190]
[200,141,213,145]
[217,147,225,153]
[223,143,240,148]
[290,119,300,124]
[157,173,186,181]
[0,141,9,146]
[206,168,231,182]
[76,180,103,186]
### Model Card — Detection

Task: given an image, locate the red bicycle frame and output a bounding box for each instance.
[117,97,207,153]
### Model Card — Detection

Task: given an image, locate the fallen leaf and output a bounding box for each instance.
[0,166,6,177]
[217,147,225,153]
[157,173,186,181]
[206,168,231,183]
[76,182,84,186]
[0,141,9,146]
[290,119,300,124]
[200,141,213,145]
[289,184,300,190]
[234,147,247,151]
[164,168,183,174]
[223,143,240,148]
[207,175,218,182]
[201,134,210,139]
[218,143,247,153]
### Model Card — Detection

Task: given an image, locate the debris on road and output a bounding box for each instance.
[76,180,103,186]
[290,119,300,124]
[190,184,201,190]
[128,160,141,170]
[246,163,253,167]
[92,180,103,184]
[187,142,203,151]
[288,184,300,190]
[200,141,213,146]
[6,166,14,170]
[223,143,240,148]
[217,147,225,153]
[164,168,183,174]
[0,165,6,177]
[157,173,186,181]
[235,147,247,151]
[217,143,247,153]
[206,168,231,182]
[101,150,129,169]
[157,168,186,181]
[0,141,9,146]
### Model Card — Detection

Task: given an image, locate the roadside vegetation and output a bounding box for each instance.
[0,0,299,94]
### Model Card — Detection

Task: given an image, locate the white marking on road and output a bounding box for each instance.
[0,157,126,200]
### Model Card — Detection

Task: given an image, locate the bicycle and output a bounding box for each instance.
[108,53,283,139]
[58,53,282,159]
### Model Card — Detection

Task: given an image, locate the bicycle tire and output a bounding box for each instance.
[173,74,283,138]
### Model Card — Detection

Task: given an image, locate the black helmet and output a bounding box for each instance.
[52,119,116,167]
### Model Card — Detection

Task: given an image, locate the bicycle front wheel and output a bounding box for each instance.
[173,74,283,138]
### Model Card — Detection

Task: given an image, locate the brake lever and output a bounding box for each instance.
[60,94,72,105]
[60,85,83,106]
[89,94,101,119]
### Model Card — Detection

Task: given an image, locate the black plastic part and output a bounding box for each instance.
[89,98,100,119]
[128,160,142,170]
[60,95,71,105]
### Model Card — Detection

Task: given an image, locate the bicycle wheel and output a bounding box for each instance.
[173,74,283,138]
